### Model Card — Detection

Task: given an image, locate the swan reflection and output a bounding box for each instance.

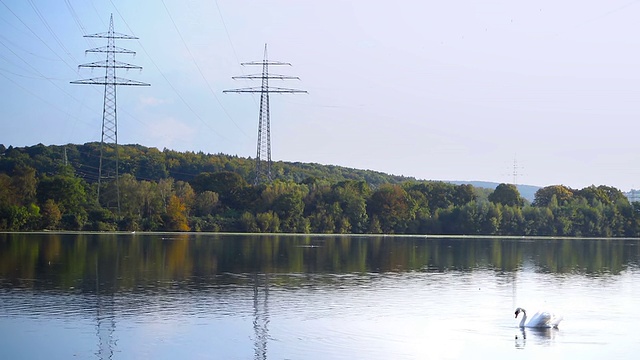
[515,327,558,349]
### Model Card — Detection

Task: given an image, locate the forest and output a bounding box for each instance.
[1,143,639,237]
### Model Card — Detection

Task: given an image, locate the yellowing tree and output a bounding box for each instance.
[165,195,190,231]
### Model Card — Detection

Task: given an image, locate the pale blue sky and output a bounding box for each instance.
[2,1,640,190]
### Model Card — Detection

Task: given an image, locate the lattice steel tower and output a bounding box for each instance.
[224,44,306,184]
[71,14,149,212]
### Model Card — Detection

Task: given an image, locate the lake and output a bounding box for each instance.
[1,233,639,359]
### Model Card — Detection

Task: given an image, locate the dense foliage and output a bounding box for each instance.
[1,143,639,236]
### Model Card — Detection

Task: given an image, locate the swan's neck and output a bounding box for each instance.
[519,310,527,328]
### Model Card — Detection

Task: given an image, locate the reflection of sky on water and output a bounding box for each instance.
[2,268,640,359]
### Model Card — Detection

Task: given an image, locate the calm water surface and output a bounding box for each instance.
[1,233,639,359]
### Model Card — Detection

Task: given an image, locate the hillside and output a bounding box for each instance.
[1,142,637,236]
[0,142,414,188]
[0,144,542,201]
[1,143,544,202]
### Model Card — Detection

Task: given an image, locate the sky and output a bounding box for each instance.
[2,1,640,191]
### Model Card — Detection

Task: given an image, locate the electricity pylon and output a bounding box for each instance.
[71,14,149,213]
[512,157,524,186]
[224,44,306,185]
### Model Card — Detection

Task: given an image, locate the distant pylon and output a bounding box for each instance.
[512,157,524,186]
[71,14,149,213]
[224,44,306,185]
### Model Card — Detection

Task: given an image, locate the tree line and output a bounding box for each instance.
[1,143,639,236]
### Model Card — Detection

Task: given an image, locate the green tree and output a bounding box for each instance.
[453,184,477,206]
[191,171,247,196]
[477,202,501,235]
[368,215,382,233]
[37,174,87,214]
[575,185,611,206]
[194,191,219,216]
[11,166,37,205]
[0,174,14,207]
[40,199,62,229]
[118,173,144,219]
[157,178,175,208]
[499,205,525,235]
[256,211,280,232]
[4,205,30,230]
[533,185,574,207]
[367,184,414,233]
[239,212,259,232]
[522,206,555,236]
[86,207,117,231]
[404,182,452,212]
[258,180,308,232]
[136,150,169,180]
[272,192,306,232]
[571,198,603,236]
[489,183,524,207]
[308,207,337,233]
[332,181,370,233]
[175,181,195,215]
[596,185,628,205]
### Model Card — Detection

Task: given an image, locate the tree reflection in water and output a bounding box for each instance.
[1,233,639,293]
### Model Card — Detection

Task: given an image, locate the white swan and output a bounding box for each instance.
[514,307,563,328]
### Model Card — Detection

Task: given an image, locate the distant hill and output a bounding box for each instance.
[447,181,540,203]
[1,143,544,202]
[0,142,416,188]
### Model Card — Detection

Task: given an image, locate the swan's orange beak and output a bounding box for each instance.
[514,310,520,318]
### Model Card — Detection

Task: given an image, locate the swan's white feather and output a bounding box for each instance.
[515,308,563,328]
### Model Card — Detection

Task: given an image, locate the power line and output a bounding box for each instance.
[0,38,97,120]
[0,71,89,126]
[89,0,108,29]
[213,0,259,109]
[64,0,98,48]
[107,1,226,141]
[0,33,63,62]
[27,0,78,64]
[0,0,79,74]
[214,0,240,66]
[65,0,87,33]
[160,0,249,138]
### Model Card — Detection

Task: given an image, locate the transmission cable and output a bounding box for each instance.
[0,0,78,74]
[107,0,226,140]
[27,0,79,64]
[161,0,250,138]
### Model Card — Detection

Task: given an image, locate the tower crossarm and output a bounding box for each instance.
[224,87,306,94]
[71,77,150,86]
[84,32,138,40]
[241,61,291,66]
[78,60,143,69]
[86,46,136,54]
[232,74,300,80]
